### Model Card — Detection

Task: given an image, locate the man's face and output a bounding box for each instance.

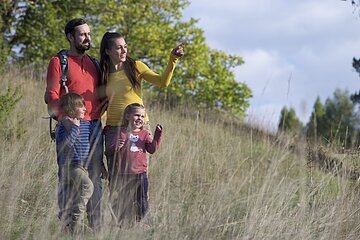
[69,24,91,54]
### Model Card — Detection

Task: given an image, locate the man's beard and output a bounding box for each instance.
[75,41,90,54]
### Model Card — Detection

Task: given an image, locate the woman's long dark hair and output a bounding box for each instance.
[99,32,140,89]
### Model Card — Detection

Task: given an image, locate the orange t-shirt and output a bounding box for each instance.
[46,53,101,120]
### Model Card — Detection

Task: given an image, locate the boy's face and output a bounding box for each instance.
[128,108,145,130]
[71,104,86,119]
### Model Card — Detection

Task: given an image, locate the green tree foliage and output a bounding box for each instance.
[0,86,21,123]
[306,96,326,142]
[342,0,359,6]
[324,89,359,148]
[0,1,16,68]
[3,0,252,118]
[0,86,25,140]
[7,0,91,67]
[307,89,360,148]
[190,50,251,116]
[278,106,303,135]
[350,58,360,104]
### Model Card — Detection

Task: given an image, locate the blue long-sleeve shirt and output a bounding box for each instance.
[56,120,90,166]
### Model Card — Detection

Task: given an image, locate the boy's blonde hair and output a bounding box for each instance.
[59,92,85,116]
[121,103,145,127]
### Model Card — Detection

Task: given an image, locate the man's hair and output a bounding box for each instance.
[60,92,85,115]
[64,18,87,35]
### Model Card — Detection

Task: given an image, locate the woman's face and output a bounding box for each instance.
[106,37,127,65]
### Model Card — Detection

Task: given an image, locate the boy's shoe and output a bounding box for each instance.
[137,213,153,228]
[89,224,101,233]
[61,224,74,235]
[62,222,94,235]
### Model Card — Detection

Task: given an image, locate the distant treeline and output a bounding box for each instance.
[278,86,360,149]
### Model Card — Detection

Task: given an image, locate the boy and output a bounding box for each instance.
[56,92,94,233]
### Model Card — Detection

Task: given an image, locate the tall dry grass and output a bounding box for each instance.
[1,67,360,239]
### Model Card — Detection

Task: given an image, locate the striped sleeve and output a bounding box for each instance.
[56,120,90,164]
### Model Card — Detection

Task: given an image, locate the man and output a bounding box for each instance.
[46,18,106,230]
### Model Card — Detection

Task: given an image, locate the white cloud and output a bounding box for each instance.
[236,49,294,103]
[183,0,360,129]
[235,48,297,126]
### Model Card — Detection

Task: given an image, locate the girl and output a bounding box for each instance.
[107,103,162,227]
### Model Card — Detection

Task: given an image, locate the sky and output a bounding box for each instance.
[182,0,360,131]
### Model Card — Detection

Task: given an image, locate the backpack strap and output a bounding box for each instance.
[53,51,98,102]
[88,54,100,76]
[46,50,69,142]
[57,49,69,94]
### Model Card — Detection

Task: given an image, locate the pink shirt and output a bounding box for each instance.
[112,127,162,174]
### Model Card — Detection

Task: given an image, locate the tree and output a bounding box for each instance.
[307,89,360,148]
[278,106,303,135]
[3,0,252,118]
[0,0,16,68]
[7,1,91,67]
[350,58,360,103]
[342,0,359,6]
[306,96,326,143]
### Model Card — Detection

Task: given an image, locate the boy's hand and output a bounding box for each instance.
[62,116,80,131]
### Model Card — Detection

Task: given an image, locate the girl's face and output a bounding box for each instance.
[71,104,86,119]
[105,37,127,66]
[127,108,145,130]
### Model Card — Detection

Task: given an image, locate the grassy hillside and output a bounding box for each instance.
[1,67,360,239]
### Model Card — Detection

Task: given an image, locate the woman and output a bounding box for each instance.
[99,32,184,224]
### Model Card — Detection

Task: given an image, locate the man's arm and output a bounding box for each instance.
[46,57,62,115]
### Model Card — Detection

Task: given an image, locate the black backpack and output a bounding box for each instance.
[44,50,100,141]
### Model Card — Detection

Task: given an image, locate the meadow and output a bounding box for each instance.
[1,67,360,240]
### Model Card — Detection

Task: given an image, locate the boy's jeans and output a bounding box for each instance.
[59,163,94,230]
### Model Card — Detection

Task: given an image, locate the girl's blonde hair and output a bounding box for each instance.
[121,103,145,127]
[59,92,85,116]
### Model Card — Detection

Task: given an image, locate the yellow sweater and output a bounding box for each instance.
[106,53,179,126]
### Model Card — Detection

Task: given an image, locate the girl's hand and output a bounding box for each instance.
[172,42,187,57]
[115,139,125,152]
[156,124,163,131]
